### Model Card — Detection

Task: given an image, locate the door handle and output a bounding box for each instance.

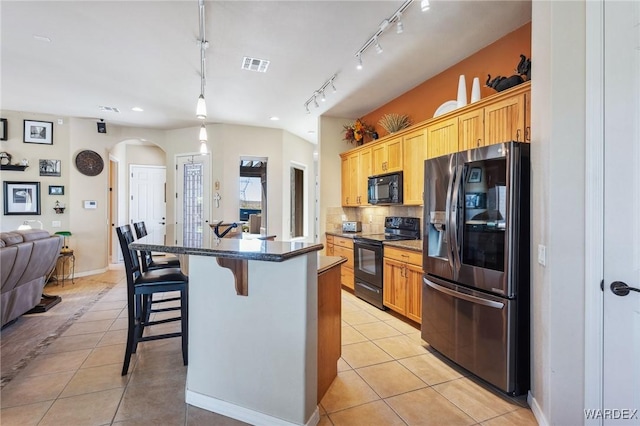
[610,281,640,297]
[160,222,166,225]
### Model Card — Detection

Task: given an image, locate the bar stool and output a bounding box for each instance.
[133,222,181,272]
[116,224,188,375]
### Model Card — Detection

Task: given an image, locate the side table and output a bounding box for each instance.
[54,249,75,286]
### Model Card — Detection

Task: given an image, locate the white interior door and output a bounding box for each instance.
[176,154,211,246]
[603,1,640,421]
[130,165,167,245]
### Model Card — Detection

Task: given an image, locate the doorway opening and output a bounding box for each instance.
[239,157,267,232]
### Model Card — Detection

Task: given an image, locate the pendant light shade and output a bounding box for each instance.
[196,94,207,120]
[200,141,208,154]
[199,123,208,142]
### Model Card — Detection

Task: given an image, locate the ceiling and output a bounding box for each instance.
[0,1,531,145]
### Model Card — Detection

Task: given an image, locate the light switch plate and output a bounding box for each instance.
[52,221,61,228]
[537,244,546,266]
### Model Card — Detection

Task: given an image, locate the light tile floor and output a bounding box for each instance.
[1,268,537,425]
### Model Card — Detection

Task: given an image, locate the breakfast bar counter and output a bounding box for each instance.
[130,227,324,426]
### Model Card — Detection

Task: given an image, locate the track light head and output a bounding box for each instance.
[396,14,404,34]
[356,54,363,70]
[421,0,430,12]
[374,38,383,54]
[313,96,319,108]
[331,80,337,93]
[321,90,326,102]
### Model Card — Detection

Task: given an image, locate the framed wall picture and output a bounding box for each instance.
[49,185,64,195]
[39,159,61,177]
[23,120,53,145]
[3,181,41,215]
[0,118,7,141]
[468,167,482,183]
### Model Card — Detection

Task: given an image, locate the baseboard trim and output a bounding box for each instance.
[528,391,549,426]
[186,390,320,426]
[74,267,108,278]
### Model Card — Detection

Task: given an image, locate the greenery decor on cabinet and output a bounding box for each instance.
[378,113,411,134]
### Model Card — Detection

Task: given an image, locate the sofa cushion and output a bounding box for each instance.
[18,229,53,242]
[0,232,24,246]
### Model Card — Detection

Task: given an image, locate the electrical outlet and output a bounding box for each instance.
[537,244,546,266]
[52,221,61,228]
[369,215,373,223]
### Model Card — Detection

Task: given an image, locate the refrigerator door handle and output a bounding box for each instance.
[444,164,457,270]
[424,277,505,309]
[450,164,464,271]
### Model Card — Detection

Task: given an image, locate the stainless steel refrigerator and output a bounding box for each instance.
[421,141,530,396]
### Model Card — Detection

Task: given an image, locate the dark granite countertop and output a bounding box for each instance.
[383,240,423,252]
[318,255,347,274]
[130,225,322,262]
[325,231,361,239]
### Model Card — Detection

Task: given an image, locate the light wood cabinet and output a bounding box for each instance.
[339,83,531,206]
[426,116,458,160]
[402,128,427,205]
[371,136,403,175]
[458,108,485,150]
[383,246,423,323]
[330,235,354,290]
[340,148,370,207]
[325,235,334,256]
[484,93,525,145]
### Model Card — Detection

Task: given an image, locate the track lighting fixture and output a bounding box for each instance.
[421,0,430,12]
[352,0,413,68]
[303,74,337,113]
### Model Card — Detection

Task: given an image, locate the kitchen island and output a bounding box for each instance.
[130,228,324,426]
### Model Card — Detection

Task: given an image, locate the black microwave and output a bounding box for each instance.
[368,172,403,205]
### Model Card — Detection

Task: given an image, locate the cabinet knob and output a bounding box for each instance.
[516,129,522,141]
[477,138,481,147]
[525,126,531,141]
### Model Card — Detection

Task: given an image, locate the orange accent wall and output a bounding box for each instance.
[362,22,531,137]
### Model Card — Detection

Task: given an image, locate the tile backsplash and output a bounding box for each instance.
[326,205,423,234]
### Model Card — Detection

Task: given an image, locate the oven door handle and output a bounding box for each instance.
[353,239,381,250]
[357,281,382,294]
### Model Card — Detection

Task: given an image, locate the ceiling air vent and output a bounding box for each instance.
[241,56,270,73]
[98,106,120,113]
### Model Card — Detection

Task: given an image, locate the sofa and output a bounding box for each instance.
[1,229,62,327]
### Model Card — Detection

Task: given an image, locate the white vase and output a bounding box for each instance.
[456,75,467,108]
[471,77,481,103]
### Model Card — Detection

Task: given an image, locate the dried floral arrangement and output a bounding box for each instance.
[343,119,375,145]
[378,113,411,134]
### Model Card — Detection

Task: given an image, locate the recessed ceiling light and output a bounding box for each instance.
[270,116,279,121]
[307,130,316,134]
[33,34,51,42]
[131,107,144,112]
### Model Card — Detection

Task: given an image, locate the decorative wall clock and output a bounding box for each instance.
[75,150,104,176]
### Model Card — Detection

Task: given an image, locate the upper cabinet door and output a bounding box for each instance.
[402,128,427,205]
[426,116,459,159]
[484,93,525,145]
[371,137,403,175]
[458,108,484,151]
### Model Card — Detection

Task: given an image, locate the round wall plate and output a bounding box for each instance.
[75,150,104,176]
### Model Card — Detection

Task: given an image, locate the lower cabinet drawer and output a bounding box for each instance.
[333,245,354,268]
[384,246,422,266]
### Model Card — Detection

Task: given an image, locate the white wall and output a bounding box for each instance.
[530,1,586,424]
[318,116,353,242]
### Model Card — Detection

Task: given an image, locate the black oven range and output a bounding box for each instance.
[353,216,420,309]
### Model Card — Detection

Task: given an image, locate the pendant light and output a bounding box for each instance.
[196,0,209,153]
[199,124,208,154]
